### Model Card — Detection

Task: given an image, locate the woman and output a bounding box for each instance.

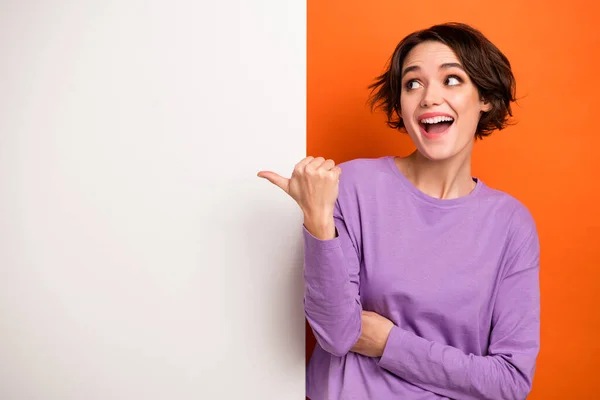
[258,22,540,400]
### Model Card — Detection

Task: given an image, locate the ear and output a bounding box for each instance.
[480,98,492,113]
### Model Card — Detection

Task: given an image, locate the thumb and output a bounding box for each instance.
[257,171,290,193]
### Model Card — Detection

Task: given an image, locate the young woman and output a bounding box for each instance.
[258,22,540,400]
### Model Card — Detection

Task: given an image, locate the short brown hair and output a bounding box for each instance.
[368,22,516,139]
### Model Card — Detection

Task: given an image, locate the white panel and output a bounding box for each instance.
[0,1,306,398]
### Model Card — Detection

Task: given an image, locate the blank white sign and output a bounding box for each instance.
[0,1,306,398]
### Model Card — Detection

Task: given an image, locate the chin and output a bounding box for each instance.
[407,126,473,162]
[415,144,459,161]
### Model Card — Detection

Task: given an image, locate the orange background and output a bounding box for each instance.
[307,1,600,398]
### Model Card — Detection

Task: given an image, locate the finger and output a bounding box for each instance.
[331,166,342,178]
[256,171,290,193]
[320,159,335,171]
[306,156,326,172]
[295,156,315,170]
[293,156,315,175]
[362,310,375,316]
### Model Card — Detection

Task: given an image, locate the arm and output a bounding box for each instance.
[303,197,363,357]
[257,156,360,357]
[376,221,541,400]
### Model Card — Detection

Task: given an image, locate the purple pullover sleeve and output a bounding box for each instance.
[302,196,363,357]
[377,218,541,400]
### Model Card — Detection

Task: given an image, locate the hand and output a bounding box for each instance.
[351,310,395,358]
[257,157,341,238]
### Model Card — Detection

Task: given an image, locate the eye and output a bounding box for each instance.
[446,75,462,86]
[405,80,421,91]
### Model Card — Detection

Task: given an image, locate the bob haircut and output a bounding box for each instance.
[368,22,517,139]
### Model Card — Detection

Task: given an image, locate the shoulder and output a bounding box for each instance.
[481,186,536,233]
[336,156,389,176]
[482,186,540,271]
[335,156,393,195]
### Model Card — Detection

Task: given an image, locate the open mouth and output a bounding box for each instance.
[418,116,455,138]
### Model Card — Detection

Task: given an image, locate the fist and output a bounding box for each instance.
[350,311,394,358]
[257,156,342,219]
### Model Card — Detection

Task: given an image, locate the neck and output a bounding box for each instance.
[402,145,475,200]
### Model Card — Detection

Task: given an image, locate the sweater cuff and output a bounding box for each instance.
[377,326,408,371]
[302,223,342,251]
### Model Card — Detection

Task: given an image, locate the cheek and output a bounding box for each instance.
[399,95,417,120]
[450,93,481,120]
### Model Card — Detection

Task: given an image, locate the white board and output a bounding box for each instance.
[0,1,306,398]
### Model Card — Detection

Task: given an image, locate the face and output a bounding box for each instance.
[399,41,492,161]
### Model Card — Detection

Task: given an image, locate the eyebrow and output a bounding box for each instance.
[401,63,465,79]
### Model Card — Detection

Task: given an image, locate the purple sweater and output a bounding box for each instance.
[304,156,540,400]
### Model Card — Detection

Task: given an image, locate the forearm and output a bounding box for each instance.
[303,221,362,357]
[378,327,536,400]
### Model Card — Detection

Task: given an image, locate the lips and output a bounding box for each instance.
[416,112,455,140]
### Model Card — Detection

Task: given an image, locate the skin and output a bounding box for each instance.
[257,40,493,358]
[396,40,492,200]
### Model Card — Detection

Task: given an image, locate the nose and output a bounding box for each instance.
[420,83,443,108]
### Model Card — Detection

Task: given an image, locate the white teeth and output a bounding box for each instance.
[420,116,454,124]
